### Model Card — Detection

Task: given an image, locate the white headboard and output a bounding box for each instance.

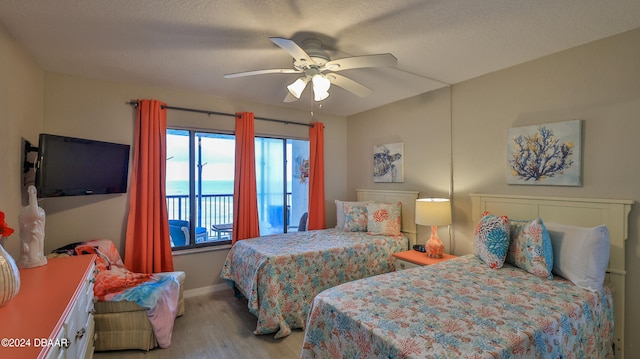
[356,189,419,247]
[470,193,633,359]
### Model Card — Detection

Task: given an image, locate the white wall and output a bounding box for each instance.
[347,27,640,357]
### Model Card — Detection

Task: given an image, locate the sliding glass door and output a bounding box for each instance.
[255,137,309,235]
[288,139,310,233]
[166,129,309,249]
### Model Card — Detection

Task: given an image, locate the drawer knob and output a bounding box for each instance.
[76,327,86,339]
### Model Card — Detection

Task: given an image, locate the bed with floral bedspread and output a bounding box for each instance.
[220,228,407,338]
[301,254,614,359]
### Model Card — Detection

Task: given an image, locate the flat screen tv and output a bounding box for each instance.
[35,133,131,198]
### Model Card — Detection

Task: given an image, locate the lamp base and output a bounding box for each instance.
[425,225,444,259]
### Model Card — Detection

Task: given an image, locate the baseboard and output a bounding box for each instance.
[184,282,231,298]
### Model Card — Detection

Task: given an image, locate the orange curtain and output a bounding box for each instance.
[307,122,326,230]
[124,99,174,273]
[232,112,260,244]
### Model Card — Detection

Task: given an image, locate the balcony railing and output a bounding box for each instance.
[166,193,293,245]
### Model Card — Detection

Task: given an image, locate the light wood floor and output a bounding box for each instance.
[93,290,305,359]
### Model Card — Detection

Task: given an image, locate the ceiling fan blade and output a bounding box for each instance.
[324,53,397,72]
[283,92,298,103]
[224,68,301,78]
[328,73,373,98]
[269,37,313,64]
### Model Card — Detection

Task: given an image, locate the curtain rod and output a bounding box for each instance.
[127,101,313,127]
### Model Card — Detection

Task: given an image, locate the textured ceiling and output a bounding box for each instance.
[1,0,640,116]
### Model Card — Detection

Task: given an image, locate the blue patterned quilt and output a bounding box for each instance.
[301,254,614,358]
[220,228,407,338]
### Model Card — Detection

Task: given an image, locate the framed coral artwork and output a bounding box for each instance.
[506,119,582,186]
[373,143,404,183]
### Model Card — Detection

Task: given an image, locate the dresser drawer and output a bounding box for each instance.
[1,255,97,359]
[47,327,67,359]
[46,259,96,359]
[395,258,421,271]
[69,261,95,359]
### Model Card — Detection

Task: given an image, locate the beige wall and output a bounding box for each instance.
[347,27,640,356]
[39,72,347,291]
[0,23,44,258]
[454,28,640,356]
[347,87,453,242]
[4,13,640,356]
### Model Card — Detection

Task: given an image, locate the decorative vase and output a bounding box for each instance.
[18,185,47,269]
[0,237,21,307]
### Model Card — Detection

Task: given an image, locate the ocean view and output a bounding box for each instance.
[166,179,294,196]
[166,180,234,195]
[165,179,297,233]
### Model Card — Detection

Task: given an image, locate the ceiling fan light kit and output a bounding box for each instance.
[287,77,309,98]
[224,36,397,103]
[311,74,330,101]
[286,69,331,102]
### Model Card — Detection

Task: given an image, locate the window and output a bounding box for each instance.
[166,129,309,249]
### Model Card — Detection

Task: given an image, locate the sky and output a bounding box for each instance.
[165,132,298,182]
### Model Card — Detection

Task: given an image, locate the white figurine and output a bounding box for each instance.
[18,185,47,268]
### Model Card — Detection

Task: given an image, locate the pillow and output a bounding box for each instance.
[507,218,553,279]
[544,223,610,291]
[366,202,402,236]
[473,212,510,269]
[335,200,371,229]
[342,202,368,232]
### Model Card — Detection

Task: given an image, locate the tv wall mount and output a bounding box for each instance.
[23,140,38,173]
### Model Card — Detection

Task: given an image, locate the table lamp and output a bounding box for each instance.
[415,198,452,259]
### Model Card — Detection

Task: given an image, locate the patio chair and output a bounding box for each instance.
[169,219,207,246]
[298,212,308,231]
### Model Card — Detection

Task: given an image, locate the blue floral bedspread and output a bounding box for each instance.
[301,254,614,359]
[220,228,407,338]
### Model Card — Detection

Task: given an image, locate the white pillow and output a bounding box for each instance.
[544,223,610,291]
[335,200,371,229]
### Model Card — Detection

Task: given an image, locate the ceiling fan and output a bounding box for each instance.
[224,37,397,102]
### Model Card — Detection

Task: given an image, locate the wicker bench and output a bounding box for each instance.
[93,271,185,351]
[48,239,185,352]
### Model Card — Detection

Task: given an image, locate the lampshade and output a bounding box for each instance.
[416,198,451,259]
[287,77,309,98]
[313,89,329,101]
[415,198,452,226]
[312,74,330,101]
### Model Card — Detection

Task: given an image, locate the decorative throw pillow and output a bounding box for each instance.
[507,218,553,279]
[366,202,402,236]
[335,200,371,229]
[474,212,510,269]
[342,202,368,232]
